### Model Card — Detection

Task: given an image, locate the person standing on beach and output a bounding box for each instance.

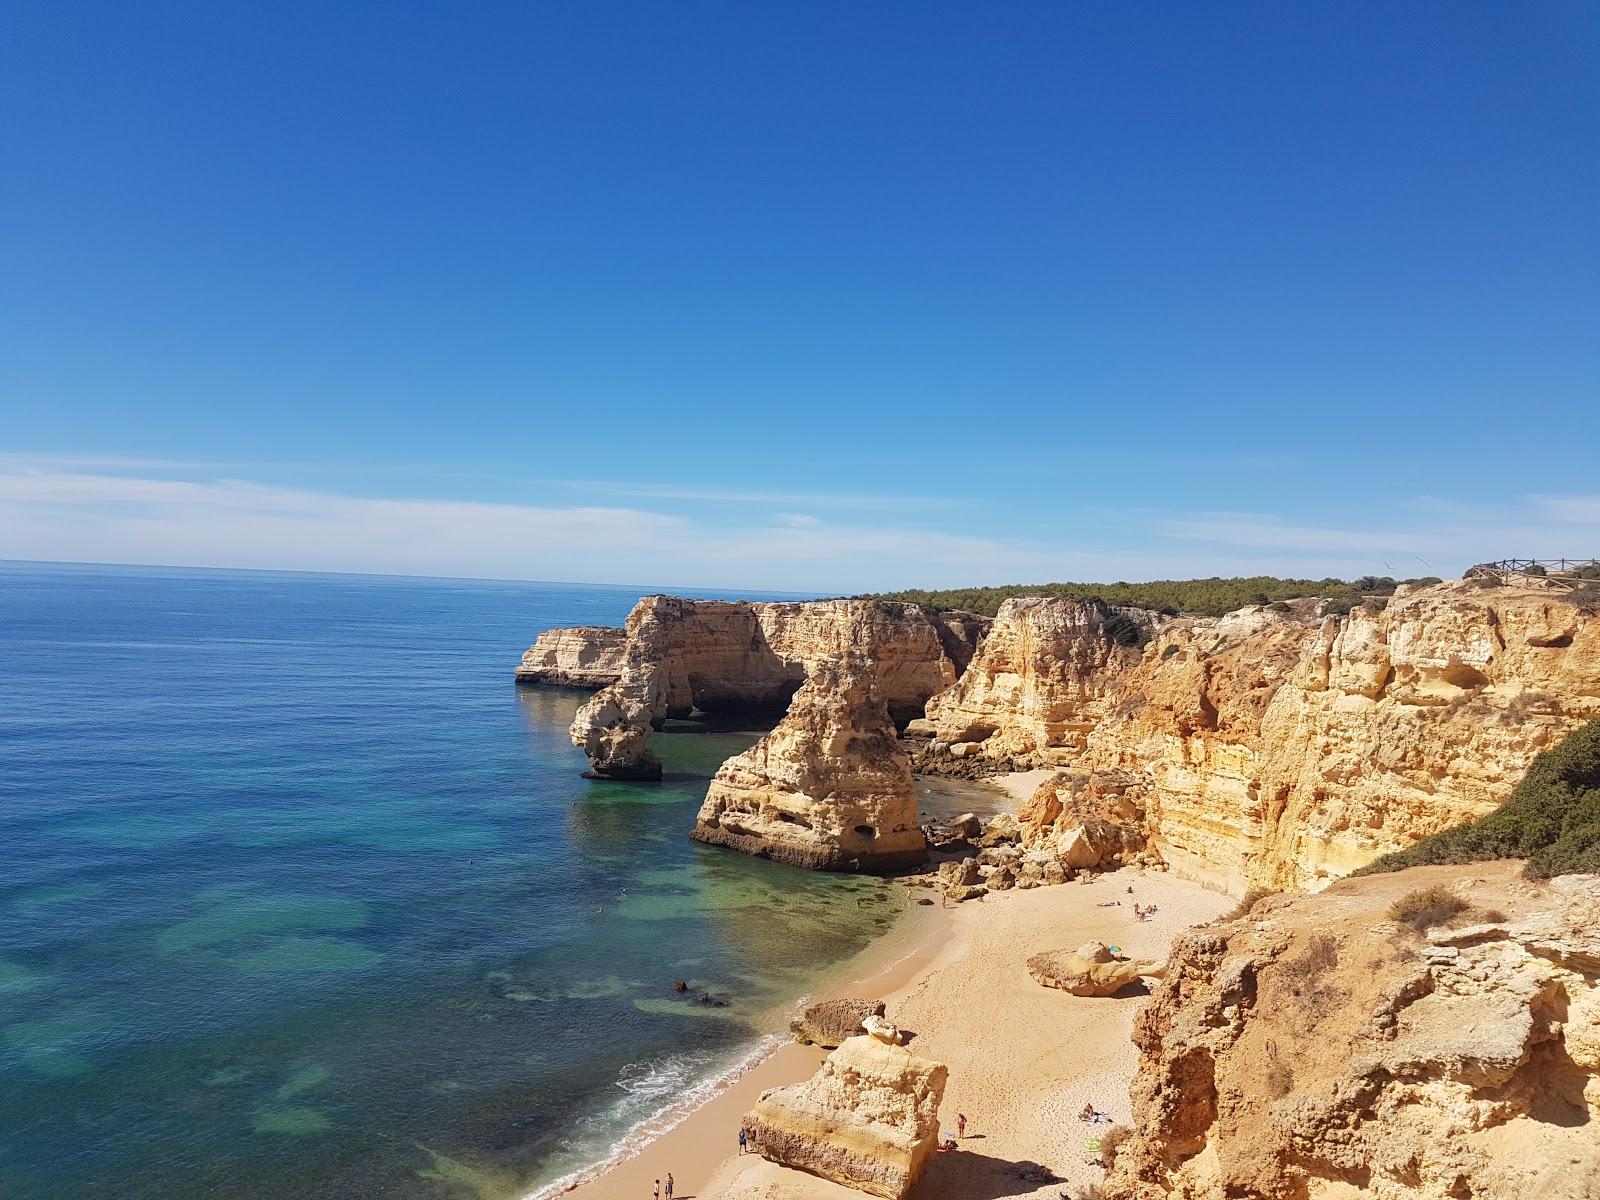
[957,1112,967,1138]
[653,1181,659,1200]
[665,1172,675,1199]
[739,1125,748,1154]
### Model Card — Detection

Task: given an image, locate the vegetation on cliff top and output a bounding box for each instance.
[861,574,1440,618]
[1354,720,1600,879]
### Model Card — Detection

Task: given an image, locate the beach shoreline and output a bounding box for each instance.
[538,892,954,1200]
[555,862,1234,1200]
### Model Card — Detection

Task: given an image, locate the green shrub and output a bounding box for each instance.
[1388,885,1468,931]
[1353,720,1600,879]
[856,574,1403,618]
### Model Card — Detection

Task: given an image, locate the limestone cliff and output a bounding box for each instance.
[691,656,924,871]
[744,1033,948,1200]
[928,581,1600,891]
[924,597,1160,763]
[570,596,986,780]
[514,625,626,688]
[1109,862,1600,1200]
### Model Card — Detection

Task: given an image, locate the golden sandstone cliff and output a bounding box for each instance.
[514,625,626,688]
[925,580,1600,891]
[568,596,986,780]
[691,655,925,870]
[743,1033,948,1200]
[1109,862,1600,1200]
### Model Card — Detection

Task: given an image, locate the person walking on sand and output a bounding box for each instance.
[665,1173,674,1199]
[653,1181,660,1200]
[739,1124,748,1154]
[957,1112,967,1138]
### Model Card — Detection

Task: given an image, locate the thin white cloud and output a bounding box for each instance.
[0,466,1036,591]
[1159,512,1434,554]
[543,480,945,511]
[6,463,1599,592]
[1532,494,1600,524]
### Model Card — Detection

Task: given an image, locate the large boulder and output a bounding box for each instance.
[790,998,885,1048]
[1027,940,1164,996]
[745,1034,947,1200]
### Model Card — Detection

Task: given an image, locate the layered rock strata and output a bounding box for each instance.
[514,625,627,688]
[744,1033,948,1200]
[928,581,1600,891]
[1110,862,1600,1200]
[571,596,986,780]
[691,656,925,871]
[924,597,1160,764]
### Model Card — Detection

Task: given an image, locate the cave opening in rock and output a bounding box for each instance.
[854,825,877,839]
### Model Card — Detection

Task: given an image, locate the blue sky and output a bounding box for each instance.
[3,2,1597,591]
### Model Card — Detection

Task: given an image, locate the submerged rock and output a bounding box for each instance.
[745,1034,947,1200]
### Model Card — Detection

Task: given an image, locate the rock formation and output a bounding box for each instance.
[1027,940,1163,996]
[1017,770,1148,871]
[691,656,925,871]
[514,625,626,688]
[927,581,1600,891]
[1109,862,1600,1200]
[790,998,885,1048]
[744,1034,948,1200]
[924,597,1160,764]
[570,596,987,780]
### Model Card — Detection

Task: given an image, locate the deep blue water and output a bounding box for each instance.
[0,563,923,1200]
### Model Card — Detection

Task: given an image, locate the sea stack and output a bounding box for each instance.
[744,1034,948,1200]
[690,654,926,871]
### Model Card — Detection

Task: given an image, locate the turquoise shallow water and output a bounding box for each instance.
[0,562,920,1200]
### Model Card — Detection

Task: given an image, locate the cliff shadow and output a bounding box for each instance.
[909,1149,1066,1199]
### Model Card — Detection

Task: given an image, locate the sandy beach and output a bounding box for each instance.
[558,864,1233,1200]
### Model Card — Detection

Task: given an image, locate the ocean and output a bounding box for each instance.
[0,562,964,1200]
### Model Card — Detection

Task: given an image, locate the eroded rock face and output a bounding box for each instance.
[691,656,925,871]
[1027,940,1163,996]
[570,597,987,780]
[1017,770,1149,871]
[790,998,885,1048]
[514,625,627,688]
[925,597,1160,764]
[1109,863,1600,1200]
[745,1034,948,1200]
[924,582,1600,891]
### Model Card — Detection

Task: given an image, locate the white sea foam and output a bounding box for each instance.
[521,1033,784,1200]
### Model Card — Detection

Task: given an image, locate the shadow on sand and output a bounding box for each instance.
[910,1149,1068,1199]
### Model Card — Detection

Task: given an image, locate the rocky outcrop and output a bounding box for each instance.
[1109,862,1600,1200]
[924,597,1160,764]
[744,1034,948,1200]
[1027,940,1164,996]
[570,597,987,779]
[691,656,925,871]
[790,998,885,1048]
[925,582,1600,892]
[514,625,626,688]
[1017,770,1149,871]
